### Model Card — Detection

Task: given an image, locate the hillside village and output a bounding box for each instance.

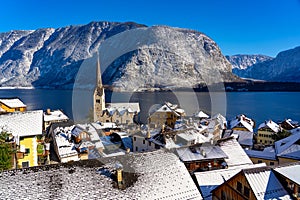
[0,57,300,199]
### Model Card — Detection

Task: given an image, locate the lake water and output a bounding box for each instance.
[0,89,299,128]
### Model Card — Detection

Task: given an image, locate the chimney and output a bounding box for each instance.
[146,130,151,139]
[126,148,130,154]
[115,162,124,189]
[46,108,51,115]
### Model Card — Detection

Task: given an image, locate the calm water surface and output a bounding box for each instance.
[0,89,299,127]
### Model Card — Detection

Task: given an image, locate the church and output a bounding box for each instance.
[93,55,140,125]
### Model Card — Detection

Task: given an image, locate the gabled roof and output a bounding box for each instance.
[231,130,254,147]
[274,162,300,185]
[258,120,280,133]
[230,115,254,132]
[243,167,292,200]
[275,133,300,156]
[195,163,266,200]
[0,110,43,142]
[217,137,253,167]
[245,148,277,160]
[195,111,209,118]
[107,102,140,113]
[0,98,26,108]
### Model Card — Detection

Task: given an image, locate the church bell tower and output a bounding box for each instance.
[93,52,105,122]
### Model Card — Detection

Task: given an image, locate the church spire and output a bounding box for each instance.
[93,51,105,122]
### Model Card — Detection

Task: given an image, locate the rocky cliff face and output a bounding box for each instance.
[225,54,273,78]
[226,47,300,82]
[0,22,238,90]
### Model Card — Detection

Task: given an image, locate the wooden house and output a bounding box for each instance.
[230,114,255,132]
[212,167,292,200]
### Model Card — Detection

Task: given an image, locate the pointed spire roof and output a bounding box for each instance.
[96,51,102,88]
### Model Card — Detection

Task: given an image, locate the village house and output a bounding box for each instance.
[245,133,300,166]
[211,166,292,200]
[274,162,300,199]
[148,102,185,129]
[132,130,160,152]
[257,119,280,146]
[100,103,140,125]
[43,109,69,130]
[0,98,26,114]
[229,114,255,132]
[279,119,298,131]
[194,163,266,200]
[0,110,48,168]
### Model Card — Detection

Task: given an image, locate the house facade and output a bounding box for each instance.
[257,120,280,146]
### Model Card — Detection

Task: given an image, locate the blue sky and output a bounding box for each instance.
[1,0,300,57]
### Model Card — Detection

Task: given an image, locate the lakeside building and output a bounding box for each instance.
[93,55,140,125]
[229,114,255,133]
[0,110,49,168]
[257,120,280,146]
[0,98,26,114]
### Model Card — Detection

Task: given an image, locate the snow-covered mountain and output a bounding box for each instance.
[225,54,273,77]
[228,47,300,81]
[0,21,239,90]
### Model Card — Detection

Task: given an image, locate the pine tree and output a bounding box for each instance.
[0,131,15,170]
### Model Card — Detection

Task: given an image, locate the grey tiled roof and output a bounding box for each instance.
[0,150,202,200]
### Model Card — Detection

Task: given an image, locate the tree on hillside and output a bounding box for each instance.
[0,131,15,170]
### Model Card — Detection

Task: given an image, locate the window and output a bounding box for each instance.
[258,160,262,163]
[155,144,160,149]
[133,137,136,141]
[148,141,151,146]
[244,186,250,197]
[135,147,138,151]
[221,190,226,200]
[96,99,101,103]
[25,148,30,155]
[237,181,242,193]
[22,161,29,168]
[270,162,275,166]
[143,140,145,144]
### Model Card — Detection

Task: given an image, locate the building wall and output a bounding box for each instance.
[18,136,37,168]
[132,136,158,152]
[213,172,255,200]
[249,157,278,166]
[100,112,135,125]
[0,104,26,113]
[278,157,299,165]
[149,111,179,129]
[257,130,275,145]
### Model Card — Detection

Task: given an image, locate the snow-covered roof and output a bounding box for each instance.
[92,122,118,129]
[43,110,69,122]
[0,110,43,142]
[107,102,140,113]
[274,162,300,185]
[230,115,254,132]
[258,120,280,133]
[0,150,202,199]
[243,167,292,200]
[0,98,26,108]
[195,111,209,118]
[217,137,253,167]
[231,130,254,147]
[175,144,228,162]
[195,163,266,200]
[245,149,277,160]
[275,134,300,160]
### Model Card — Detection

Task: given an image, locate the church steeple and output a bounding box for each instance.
[93,52,105,122]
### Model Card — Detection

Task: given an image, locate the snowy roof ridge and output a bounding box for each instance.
[0,98,26,108]
[258,120,280,133]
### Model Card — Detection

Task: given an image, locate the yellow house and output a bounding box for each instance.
[0,110,43,168]
[257,120,280,146]
[0,98,27,113]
